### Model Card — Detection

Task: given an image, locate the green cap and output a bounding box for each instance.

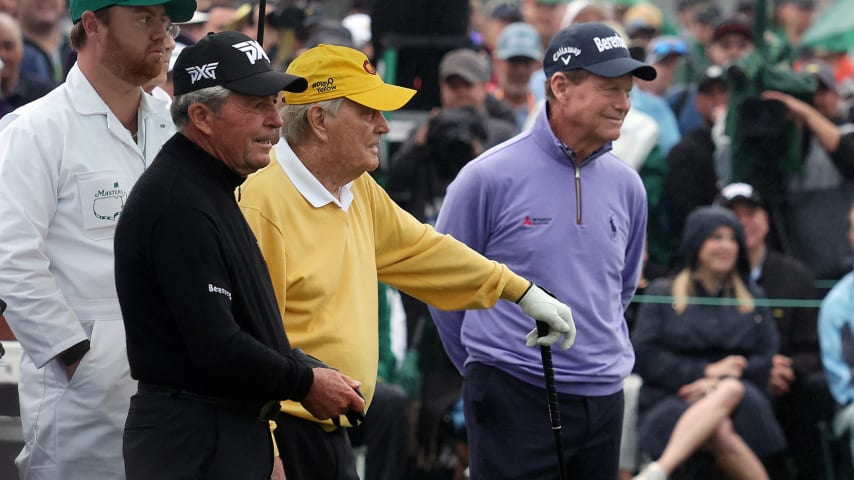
[70,0,197,23]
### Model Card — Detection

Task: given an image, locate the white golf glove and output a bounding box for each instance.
[517,284,576,351]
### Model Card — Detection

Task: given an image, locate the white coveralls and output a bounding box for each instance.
[0,64,175,479]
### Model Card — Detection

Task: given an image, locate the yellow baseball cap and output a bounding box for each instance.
[283,44,416,111]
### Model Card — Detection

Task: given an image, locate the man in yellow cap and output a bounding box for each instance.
[238,44,577,480]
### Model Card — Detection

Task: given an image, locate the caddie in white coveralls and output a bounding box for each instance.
[0,0,195,476]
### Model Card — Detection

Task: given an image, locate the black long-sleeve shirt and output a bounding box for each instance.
[115,133,312,402]
[759,249,822,377]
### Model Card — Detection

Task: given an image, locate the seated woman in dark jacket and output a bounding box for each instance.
[632,206,786,480]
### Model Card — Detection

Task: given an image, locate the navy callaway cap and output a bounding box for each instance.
[173,31,307,97]
[543,22,657,81]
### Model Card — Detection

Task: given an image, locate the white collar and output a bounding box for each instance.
[274,140,354,211]
[67,63,172,152]
[68,63,169,122]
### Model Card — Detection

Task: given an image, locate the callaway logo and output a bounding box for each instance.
[186,62,219,84]
[552,46,581,66]
[232,40,270,65]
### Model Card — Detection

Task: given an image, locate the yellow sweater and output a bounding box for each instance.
[238,157,528,425]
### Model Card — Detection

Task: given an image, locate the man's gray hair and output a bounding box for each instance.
[171,86,232,129]
[280,97,345,144]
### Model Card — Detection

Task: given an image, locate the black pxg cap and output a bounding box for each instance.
[543,22,657,81]
[173,31,308,97]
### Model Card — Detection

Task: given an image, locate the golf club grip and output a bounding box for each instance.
[536,321,562,430]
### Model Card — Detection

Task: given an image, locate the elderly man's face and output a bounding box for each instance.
[207,93,283,177]
[322,99,389,180]
[558,72,633,149]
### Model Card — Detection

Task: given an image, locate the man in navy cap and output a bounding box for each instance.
[115,31,366,480]
[431,22,655,479]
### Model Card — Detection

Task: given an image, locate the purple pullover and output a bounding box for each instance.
[429,103,648,396]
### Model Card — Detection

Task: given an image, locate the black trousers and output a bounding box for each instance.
[123,390,273,480]
[348,383,413,480]
[464,362,624,480]
[774,371,836,480]
[275,413,360,480]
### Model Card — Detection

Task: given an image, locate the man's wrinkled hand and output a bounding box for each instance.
[300,368,365,421]
[518,284,576,351]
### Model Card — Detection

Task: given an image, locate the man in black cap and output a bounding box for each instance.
[114,31,366,480]
[431,22,655,479]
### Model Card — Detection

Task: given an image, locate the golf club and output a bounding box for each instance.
[256,0,266,46]
[537,320,567,480]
